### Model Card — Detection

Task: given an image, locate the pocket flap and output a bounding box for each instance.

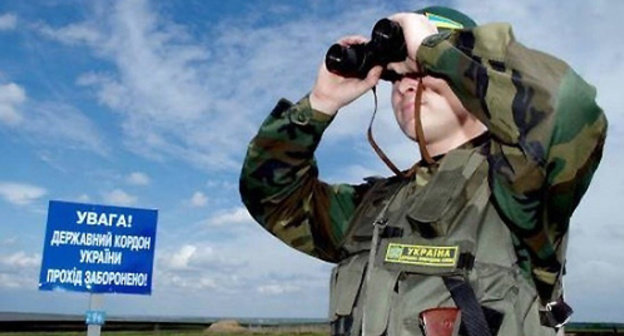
[407,149,486,224]
[363,267,401,336]
[331,253,368,318]
[406,168,463,222]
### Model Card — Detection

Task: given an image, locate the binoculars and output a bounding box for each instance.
[325,18,407,80]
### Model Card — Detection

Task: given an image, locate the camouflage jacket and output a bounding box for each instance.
[239,23,607,301]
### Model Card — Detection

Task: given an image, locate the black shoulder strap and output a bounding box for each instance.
[443,277,493,336]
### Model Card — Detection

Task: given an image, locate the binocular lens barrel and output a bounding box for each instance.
[325,18,407,79]
[325,44,372,79]
[371,19,407,63]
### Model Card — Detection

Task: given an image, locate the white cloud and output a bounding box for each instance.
[64,0,228,169]
[159,243,245,272]
[326,163,385,185]
[127,172,150,186]
[35,0,409,172]
[205,179,236,191]
[0,237,17,246]
[162,274,218,291]
[25,102,108,155]
[153,231,329,299]
[202,207,252,227]
[0,78,105,155]
[188,191,207,207]
[37,151,69,173]
[162,244,200,270]
[0,13,17,31]
[257,283,300,295]
[0,251,40,289]
[152,203,333,300]
[36,21,101,45]
[0,273,23,288]
[0,182,46,205]
[76,194,90,202]
[0,82,26,125]
[102,189,137,206]
[156,243,247,292]
[0,251,39,269]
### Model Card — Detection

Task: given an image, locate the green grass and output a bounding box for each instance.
[0,332,326,336]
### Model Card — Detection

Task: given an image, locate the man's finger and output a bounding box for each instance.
[337,35,369,46]
[363,65,383,87]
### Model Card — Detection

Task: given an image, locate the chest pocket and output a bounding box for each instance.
[328,253,369,336]
[406,148,488,238]
[329,253,367,317]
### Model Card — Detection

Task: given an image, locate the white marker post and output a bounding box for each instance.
[86,293,105,336]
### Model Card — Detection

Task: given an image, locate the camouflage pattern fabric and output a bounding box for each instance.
[239,23,607,303]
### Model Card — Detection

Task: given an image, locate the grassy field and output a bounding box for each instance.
[0,332,326,336]
[2,329,624,335]
[1,325,623,335]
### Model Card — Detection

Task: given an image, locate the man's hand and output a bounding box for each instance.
[386,13,438,75]
[310,35,383,116]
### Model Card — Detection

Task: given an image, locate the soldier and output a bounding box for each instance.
[239,6,607,336]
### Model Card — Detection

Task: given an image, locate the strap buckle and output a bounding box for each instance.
[540,298,573,328]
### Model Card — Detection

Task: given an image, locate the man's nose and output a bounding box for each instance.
[396,76,420,95]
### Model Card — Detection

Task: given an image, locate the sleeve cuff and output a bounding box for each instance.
[285,95,335,127]
[300,95,335,123]
[416,31,454,72]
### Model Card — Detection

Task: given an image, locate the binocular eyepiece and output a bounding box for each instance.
[325,19,407,79]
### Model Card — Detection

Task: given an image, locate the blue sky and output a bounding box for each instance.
[0,0,623,322]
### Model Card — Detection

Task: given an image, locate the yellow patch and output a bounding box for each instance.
[425,13,464,30]
[385,243,459,267]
